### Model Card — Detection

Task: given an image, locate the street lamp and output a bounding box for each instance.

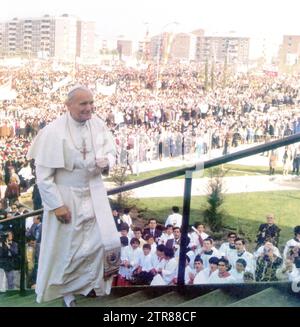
[155,21,179,96]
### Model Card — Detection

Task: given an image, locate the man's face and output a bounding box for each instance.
[143,248,151,256]
[228,234,236,244]
[149,220,157,229]
[131,242,139,250]
[67,90,94,123]
[209,263,218,272]
[266,215,274,224]
[236,262,245,273]
[166,227,173,235]
[196,225,205,233]
[134,231,142,239]
[203,240,212,251]
[173,229,181,240]
[235,240,244,252]
[194,261,203,273]
[218,262,227,273]
[120,229,128,237]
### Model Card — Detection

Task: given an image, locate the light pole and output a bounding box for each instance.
[155,21,179,97]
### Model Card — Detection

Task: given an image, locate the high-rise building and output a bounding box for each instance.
[170,33,197,61]
[279,35,300,66]
[76,20,96,59]
[197,36,249,64]
[0,14,95,61]
[116,39,132,59]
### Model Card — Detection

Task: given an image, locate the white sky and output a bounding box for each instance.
[2,0,300,59]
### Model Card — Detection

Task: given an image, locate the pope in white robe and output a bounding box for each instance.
[27,86,121,305]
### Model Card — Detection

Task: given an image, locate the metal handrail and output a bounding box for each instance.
[2,132,300,293]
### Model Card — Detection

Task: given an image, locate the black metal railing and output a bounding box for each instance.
[2,132,300,294]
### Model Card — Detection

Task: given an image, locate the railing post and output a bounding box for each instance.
[19,217,26,295]
[178,169,193,286]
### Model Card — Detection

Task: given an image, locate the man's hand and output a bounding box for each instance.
[96,157,109,169]
[54,205,72,224]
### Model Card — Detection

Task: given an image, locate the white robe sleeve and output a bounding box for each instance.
[36,165,64,211]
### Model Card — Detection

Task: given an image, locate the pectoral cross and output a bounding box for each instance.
[81,139,88,160]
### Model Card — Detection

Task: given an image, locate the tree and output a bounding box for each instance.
[109,165,134,208]
[203,168,227,232]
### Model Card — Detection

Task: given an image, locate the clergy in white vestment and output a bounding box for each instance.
[27,86,121,307]
[231,238,255,276]
[191,255,207,285]
[200,238,222,269]
[218,232,237,264]
[283,226,300,259]
[230,258,247,283]
[150,247,178,285]
[207,258,236,284]
[189,222,210,255]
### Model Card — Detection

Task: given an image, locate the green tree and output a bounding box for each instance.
[203,168,227,232]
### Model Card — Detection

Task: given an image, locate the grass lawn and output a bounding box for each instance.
[133,190,300,252]
[106,162,284,183]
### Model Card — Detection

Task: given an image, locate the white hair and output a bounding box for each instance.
[66,85,93,102]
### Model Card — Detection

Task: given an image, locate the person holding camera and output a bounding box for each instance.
[0,231,19,289]
[255,244,282,282]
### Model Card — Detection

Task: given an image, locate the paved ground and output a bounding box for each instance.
[130,174,300,198]
[105,142,300,198]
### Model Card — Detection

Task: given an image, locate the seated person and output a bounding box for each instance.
[132,244,155,285]
[150,247,178,286]
[207,257,235,283]
[158,225,174,245]
[276,258,298,281]
[120,237,143,282]
[219,232,237,264]
[283,225,300,259]
[189,222,210,254]
[230,258,247,283]
[255,214,280,249]
[254,240,282,259]
[142,218,162,243]
[200,238,221,269]
[255,245,283,282]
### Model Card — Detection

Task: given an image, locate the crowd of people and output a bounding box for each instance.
[1,60,300,292]
[1,61,300,171]
[114,208,300,286]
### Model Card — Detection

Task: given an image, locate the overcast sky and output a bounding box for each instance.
[1,0,300,58]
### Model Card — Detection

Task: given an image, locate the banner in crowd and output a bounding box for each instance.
[49,76,73,94]
[0,77,17,101]
[96,81,116,96]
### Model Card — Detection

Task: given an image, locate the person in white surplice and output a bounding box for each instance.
[27,86,120,307]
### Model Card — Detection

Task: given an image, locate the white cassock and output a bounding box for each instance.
[151,257,178,285]
[230,269,244,283]
[200,249,222,269]
[27,113,121,303]
[137,253,155,272]
[218,242,237,264]
[230,251,255,276]
[122,245,143,279]
[189,231,209,251]
[193,269,209,284]
[207,270,236,284]
[164,213,182,227]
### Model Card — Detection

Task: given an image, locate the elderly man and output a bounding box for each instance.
[27,85,120,307]
[255,214,280,249]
